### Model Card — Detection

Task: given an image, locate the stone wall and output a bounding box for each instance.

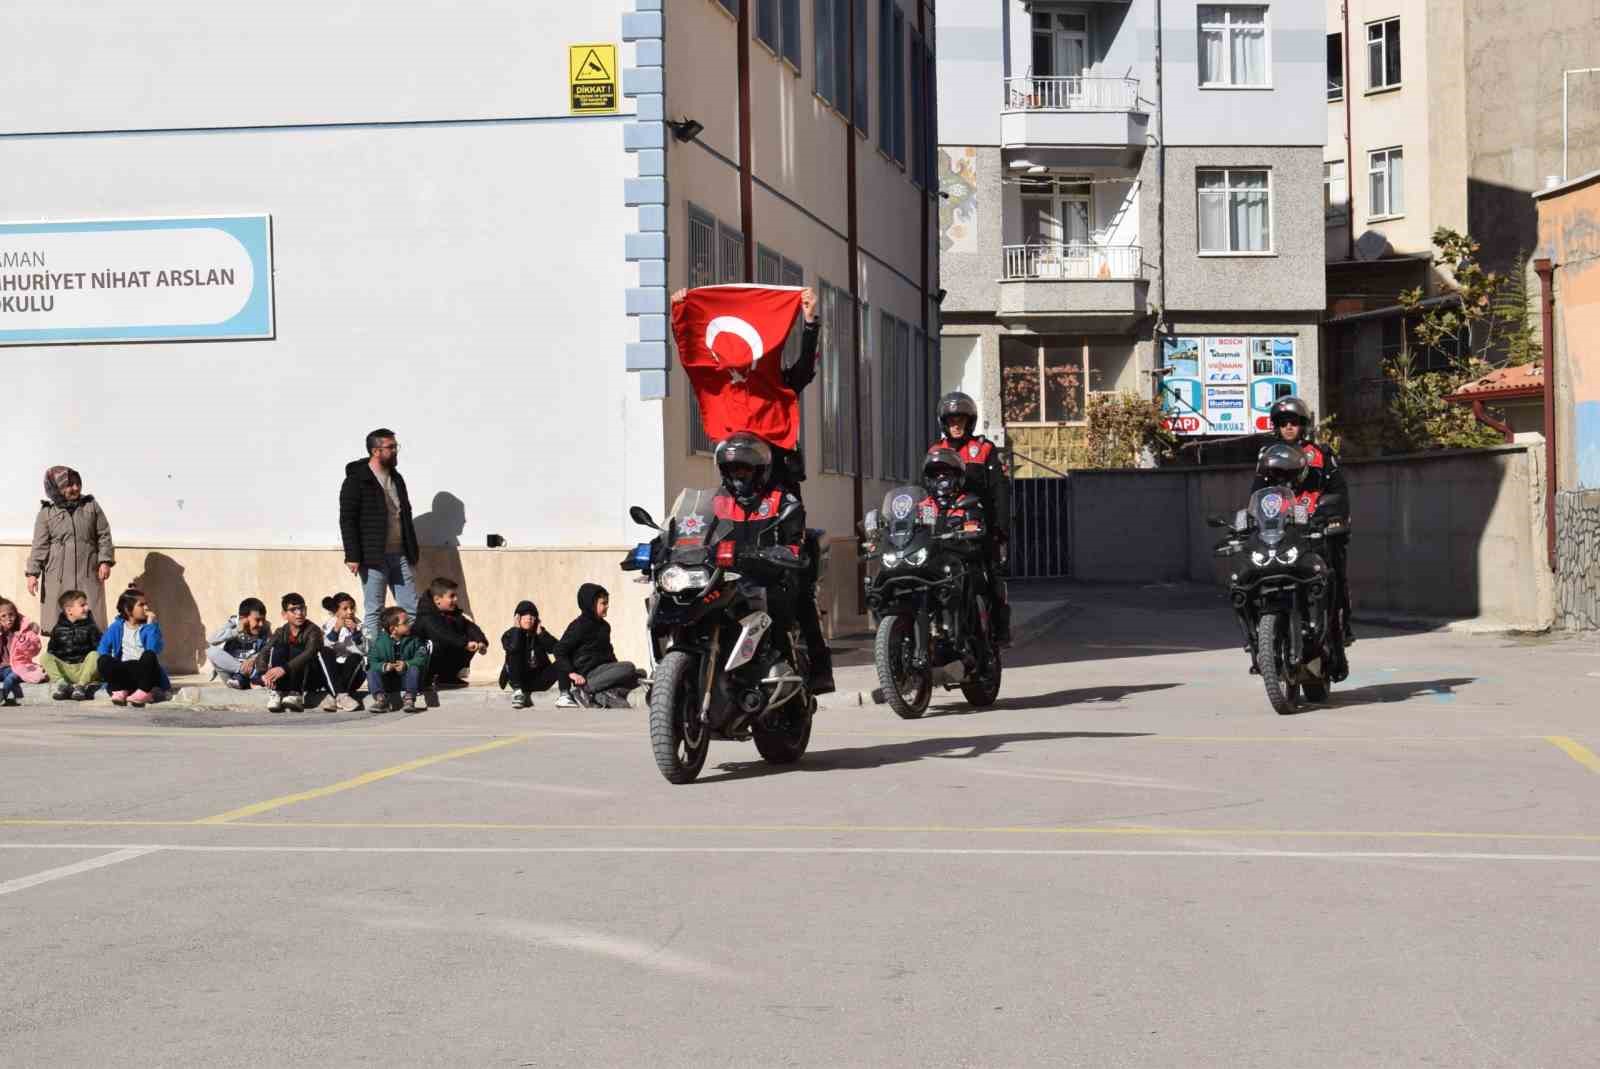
[1555,490,1600,631]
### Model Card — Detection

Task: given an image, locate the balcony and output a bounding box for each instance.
[998,244,1147,325]
[1000,77,1148,163]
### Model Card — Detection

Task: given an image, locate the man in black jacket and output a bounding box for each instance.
[340,428,421,640]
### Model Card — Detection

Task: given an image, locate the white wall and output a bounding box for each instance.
[0,1,660,550]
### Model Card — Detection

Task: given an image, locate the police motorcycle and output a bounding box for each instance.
[1210,444,1350,715]
[621,440,819,784]
[860,449,1003,719]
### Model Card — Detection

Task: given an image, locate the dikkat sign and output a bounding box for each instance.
[0,215,273,346]
[1160,334,1299,436]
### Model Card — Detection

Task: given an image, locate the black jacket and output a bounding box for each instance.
[338,459,419,568]
[498,625,566,687]
[554,584,617,675]
[263,622,324,673]
[46,613,101,664]
[771,320,821,489]
[414,598,489,656]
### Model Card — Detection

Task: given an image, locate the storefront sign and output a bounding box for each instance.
[0,215,273,345]
[1161,334,1299,436]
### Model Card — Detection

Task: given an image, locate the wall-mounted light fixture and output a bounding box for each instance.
[667,117,704,143]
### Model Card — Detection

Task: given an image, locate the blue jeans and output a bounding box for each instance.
[0,667,21,699]
[368,666,421,696]
[361,554,419,640]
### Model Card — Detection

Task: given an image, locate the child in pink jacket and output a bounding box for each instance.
[0,596,46,704]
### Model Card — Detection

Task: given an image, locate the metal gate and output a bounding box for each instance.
[1009,473,1072,578]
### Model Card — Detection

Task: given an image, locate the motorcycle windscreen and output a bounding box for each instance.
[1250,487,1293,547]
[881,485,935,549]
[666,488,735,563]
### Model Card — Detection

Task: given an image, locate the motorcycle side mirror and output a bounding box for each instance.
[629,506,660,530]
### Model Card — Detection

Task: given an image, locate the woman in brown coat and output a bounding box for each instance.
[25,466,115,628]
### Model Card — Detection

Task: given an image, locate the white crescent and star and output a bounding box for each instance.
[705,316,766,384]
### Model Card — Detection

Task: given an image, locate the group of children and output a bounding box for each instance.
[0,587,170,708]
[0,576,637,715]
[202,577,638,714]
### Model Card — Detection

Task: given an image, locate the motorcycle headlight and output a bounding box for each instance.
[905,548,929,567]
[657,565,710,593]
[882,551,901,568]
[1280,545,1299,564]
[1251,550,1268,566]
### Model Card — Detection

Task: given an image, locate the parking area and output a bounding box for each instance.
[3,584,1597,1066]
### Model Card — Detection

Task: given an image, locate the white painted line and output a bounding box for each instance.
[969,766,1224,793]
[0,846,161,898]
[405,773,615,798]
[2,843,1598,863]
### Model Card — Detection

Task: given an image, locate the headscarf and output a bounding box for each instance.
[43,466,83,509]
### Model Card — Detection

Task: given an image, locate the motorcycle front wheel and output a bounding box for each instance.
[875,614,932,719]
[648,650,711,784]
[1256,612,1300,715]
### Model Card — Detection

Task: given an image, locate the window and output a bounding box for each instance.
[1368,147,1404,218]
[819,281,858,474]
[892,5,906,164]
[878,311,921,481]
[685,204,745,454]
[1197,168,1272,253]
[1032,11,1090,79]
[909,29,925,186]
[859,301,873,478]
[1198,6,1268,87]
[815,0,837,108]
[1367,18,1400,90]
[717,0,736,14]
[782,258,808,454]
[922,39,937,189]
[853,0,869,135]
[1020,175,1093,247]
[1327,32,1343,100]
[1001,339,1087,425]
[1324,160,1347,223]
[877,0,895,155]
[758,0,803,69]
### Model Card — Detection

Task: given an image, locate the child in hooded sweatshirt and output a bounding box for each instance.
[317,592,367,712]
[499,599,573,709]
[96,586,168,707]
[553,583,638,709]
[0,596,47,705]
[41,589,102,701]
[206,597,272,689]
[413,577,489,691]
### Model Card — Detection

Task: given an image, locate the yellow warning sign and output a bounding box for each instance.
[569,43,618,114]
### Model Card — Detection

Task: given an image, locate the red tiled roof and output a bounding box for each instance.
[1448,363,1545,400]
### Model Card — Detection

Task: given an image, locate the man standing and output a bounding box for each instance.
[339,428,420,639]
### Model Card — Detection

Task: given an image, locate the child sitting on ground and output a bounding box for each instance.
[317,592,367,712]
[367,606,429,714]
[553,584,639,709]
[413,577,489,692]
[499,600,573,709]
[41,590,102,701]
[0,596,46,706]
[96,587,169,708]
[259,592,324,713]
[206,597,272,690]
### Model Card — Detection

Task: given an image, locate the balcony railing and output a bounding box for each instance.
[1004,76,1140,112]
[1003,244,1144,281]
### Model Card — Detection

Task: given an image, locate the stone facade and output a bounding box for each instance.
[1556,489,1600,631]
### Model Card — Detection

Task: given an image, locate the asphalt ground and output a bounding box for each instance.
[2,582,1597,1067]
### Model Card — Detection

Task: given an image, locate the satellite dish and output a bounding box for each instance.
[1354,231,1394,261]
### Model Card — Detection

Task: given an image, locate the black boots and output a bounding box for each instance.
[808,646,835,696]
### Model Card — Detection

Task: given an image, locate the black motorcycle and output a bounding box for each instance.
[861,485,1002,719]
[623,490,817,784]
[1211,487,1349,714]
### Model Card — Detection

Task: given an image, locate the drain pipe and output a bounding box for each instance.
[1152,0,1168,399]
[1341,1,1355,261]
[1536,256,1557,571]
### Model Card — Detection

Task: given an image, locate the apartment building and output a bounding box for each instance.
[1321,0,1600,449]
[0,0,938,671]
[937,0,1326,473]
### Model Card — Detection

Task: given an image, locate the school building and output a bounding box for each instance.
[0,0,940,674]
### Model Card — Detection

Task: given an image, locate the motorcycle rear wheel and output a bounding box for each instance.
[875,615,932,720]
[753,697,814,764]
[1256,612,1300,715]
[649,651,710,784]
[960,643,1003,708]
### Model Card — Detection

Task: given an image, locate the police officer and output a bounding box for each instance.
[1251,396,1354,646]
[929,392,1011,643]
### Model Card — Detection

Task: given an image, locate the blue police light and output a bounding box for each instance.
[629,542,653,570]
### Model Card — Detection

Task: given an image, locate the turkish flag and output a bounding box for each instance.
[671,285,804,451]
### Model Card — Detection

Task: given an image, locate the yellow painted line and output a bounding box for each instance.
[3,817,1599,843]
[194,735,532,824]
[1547,736,1600,775]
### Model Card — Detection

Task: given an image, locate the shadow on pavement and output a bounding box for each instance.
[1323,676,1478,707]
[702,729,1151,783]
[987,682,1181,712]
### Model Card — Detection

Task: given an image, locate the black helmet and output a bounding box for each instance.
[1268,396,1314,438]
[1256,442,1309,486]
[714,433,773,505]
[923,447,966,503]
[937,391,979,441]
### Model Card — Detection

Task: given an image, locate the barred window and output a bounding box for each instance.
[686,204,745,454]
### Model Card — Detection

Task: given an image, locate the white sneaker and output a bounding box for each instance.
[266,693,285,713]
[554,692,578,709]
[335,694,361,712]
[284,692,304,712]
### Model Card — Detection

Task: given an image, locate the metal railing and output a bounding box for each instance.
[1004,76,1140,112]
[1002,243,1144,281]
